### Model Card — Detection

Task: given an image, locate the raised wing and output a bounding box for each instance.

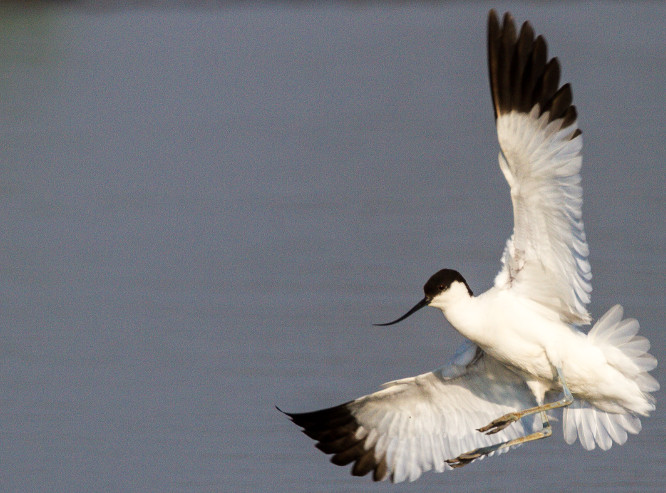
[283,341,539,483]
[487,10,592,324]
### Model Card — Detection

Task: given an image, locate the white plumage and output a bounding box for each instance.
[350,342,540,481]
[282,10,658,483]
[494,108,591,325]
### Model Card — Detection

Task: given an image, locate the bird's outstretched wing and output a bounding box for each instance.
[282,341,539,483]
[487,10,592,324]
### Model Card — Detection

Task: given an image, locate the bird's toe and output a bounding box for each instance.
[477,413,519,434]
[446,450,484,468]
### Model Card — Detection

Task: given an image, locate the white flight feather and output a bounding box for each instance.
[494,106,592,324]
[345,341,540,482]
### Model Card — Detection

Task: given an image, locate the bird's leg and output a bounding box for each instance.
[477,366,574,435]
[446,411,552,468]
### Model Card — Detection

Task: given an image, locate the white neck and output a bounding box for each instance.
[430,282,486,342]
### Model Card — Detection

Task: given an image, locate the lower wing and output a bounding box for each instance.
[282,341,540,483]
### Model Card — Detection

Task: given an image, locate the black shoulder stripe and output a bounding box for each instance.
[487,10,580,135]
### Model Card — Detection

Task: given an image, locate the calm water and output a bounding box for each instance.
[1,2,664,491]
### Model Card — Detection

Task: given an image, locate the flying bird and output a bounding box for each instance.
[280,10,658,483]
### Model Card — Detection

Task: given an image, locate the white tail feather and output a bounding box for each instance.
[588,305,659,398]
[563,305,658,450]
[563,400,641,450]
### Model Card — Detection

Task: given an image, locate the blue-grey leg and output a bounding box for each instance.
[477,366,573,435]
[446,411,552,468]
[445,367,573,468]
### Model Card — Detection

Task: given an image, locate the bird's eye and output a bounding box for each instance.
[438,284,445,290]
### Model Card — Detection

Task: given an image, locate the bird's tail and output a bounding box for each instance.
[563,305,659,450]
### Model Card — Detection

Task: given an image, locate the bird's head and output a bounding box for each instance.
[375,269,473,326]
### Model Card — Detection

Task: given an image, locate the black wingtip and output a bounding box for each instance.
[280,400,390,481]
[277,405,301,422]
[487,10,580,136]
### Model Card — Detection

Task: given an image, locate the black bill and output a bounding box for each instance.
[374,297,430,326]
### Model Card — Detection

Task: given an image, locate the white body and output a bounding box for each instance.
[433,282,655,416]
[286,12,659,484]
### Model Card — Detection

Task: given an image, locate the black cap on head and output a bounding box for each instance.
[374,269,471,327]
[424,269,473,299]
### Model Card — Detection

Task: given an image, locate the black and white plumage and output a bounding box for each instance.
[281,10,658,484]
[487,11,591,325]
[283,341,542,482]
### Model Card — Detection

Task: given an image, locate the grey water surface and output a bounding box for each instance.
[1,2,664,491]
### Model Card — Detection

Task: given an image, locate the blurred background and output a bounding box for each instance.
[0,1,664,491]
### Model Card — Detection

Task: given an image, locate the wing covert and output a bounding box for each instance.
[488,11,592,324]
[283,341,539,483]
